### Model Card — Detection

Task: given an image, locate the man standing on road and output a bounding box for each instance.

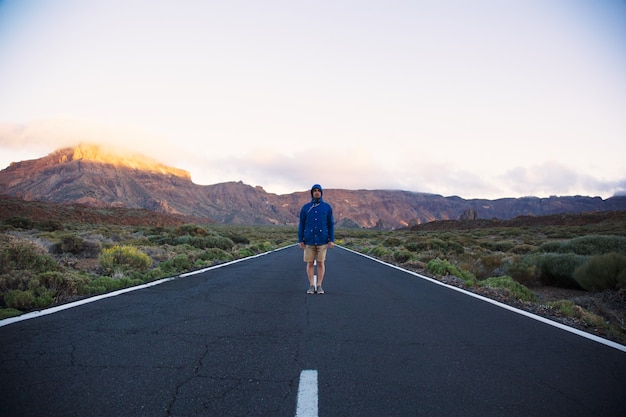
[298,184,335,294]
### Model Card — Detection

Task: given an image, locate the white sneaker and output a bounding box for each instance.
[307,285,316,294]
[316,285,324,294]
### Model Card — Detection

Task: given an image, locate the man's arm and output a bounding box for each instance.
[328,205,335,248]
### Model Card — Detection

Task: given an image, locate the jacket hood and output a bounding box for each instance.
[310,184,323,197]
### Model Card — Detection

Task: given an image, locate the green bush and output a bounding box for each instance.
[427,259,474,283]
[50,234,86,255]
[573,253,626,291]
[238,248,255,258]
[4,289,35,309]
[99,245,151,275]
[250,241,273,253]
[224,232,250,244]
[384,237,402,248]
[36,219,64,232]
[509,244,536,255]
[0,240,58,274]
[547,300,606,328]
[474,254,505,279]
[87,277,143,294]
[3,217,33,229]
[446,240,465,255]
[428,238,449,252]
[535,253,586,288]
[505,256,538,286]
[0,308,22,319]
[158,254,193,275]
[538,235,626,256]
[2,287,54,310]
[200,248,234,263]
[537,241,563,253]
[172,234,235,250]
[404,240,427,253]
[370,246,391,258]
[37,271,90,300]
[416,238,464,255]
[174,224,208,237]
[0,270,34,292]
[548,299,577,316]
[480,241,515,252]
[480,276,537,302]
[393,250,413,263]
[563,235,626,255]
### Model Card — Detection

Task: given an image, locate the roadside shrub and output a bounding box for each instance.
[250,241,273,253]
[0,239,58,274]
[3,288,54,310]
[393,250,413,263]
[200,248,234,263]
[548,299,577,316]
[87,277,142,294]
[573,253,626,291]
[0,270,34,292]
[0,308,22,319]
[158,254,193,275]
[37,271,90,300]
[370,246,391,258]
[547,300,606,328]
[480,276,537,302]
[473,254,506,279]
[238,248,255,258]
[505,256,538,286]
[99,245,151,275]
[427,259,474,283]
[3,289,35,309]
[535,253,586,288]
[384,237,402,248]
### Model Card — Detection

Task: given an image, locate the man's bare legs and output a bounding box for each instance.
[306,260,325,293]
[306,261,316,287]
[316,261,325,287]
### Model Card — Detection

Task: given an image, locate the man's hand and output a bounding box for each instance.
[298,242,304,250]
[328,242,335,249]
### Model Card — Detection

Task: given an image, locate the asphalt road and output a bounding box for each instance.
[1,245,625,417]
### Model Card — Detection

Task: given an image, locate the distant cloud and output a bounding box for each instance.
[500,163,623,198]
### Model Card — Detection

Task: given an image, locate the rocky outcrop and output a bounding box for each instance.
[459,209,478,221]
[1,145,626,229]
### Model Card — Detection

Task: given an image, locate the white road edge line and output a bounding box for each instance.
[340,245,626,353]
[296,370,318,417]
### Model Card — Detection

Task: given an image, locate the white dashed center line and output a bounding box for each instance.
[296,370,318,417]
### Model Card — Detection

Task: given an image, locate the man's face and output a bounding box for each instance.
[312,188,322,198]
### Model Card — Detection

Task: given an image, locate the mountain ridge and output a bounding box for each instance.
[1,145,625,229]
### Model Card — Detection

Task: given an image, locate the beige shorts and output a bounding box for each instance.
[303,244,328,263]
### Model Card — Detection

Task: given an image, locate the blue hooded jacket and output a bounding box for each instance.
[298,184,335,245]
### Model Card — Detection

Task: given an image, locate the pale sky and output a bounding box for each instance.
[1,0,625,199]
